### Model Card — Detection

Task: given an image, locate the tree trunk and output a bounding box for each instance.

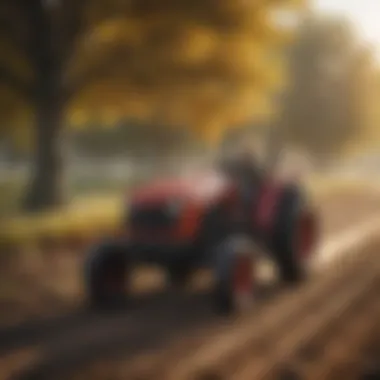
[22,0,67,212]
[23,93,65,212]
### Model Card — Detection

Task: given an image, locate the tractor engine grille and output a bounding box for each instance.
[129,203,177,230]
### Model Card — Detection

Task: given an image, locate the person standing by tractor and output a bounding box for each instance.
[218,145,265,235]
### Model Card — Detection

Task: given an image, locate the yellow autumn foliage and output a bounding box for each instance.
[0,0,307,147]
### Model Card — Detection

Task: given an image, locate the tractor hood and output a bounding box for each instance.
[130,172,231,206]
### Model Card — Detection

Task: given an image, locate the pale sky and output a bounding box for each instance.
[315,0,380,49]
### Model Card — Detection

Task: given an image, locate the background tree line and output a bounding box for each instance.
[0,0,379,212]
[277,14,380,168]
[0,0,298,211]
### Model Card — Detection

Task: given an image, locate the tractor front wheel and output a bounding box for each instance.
[213,237,257,315]
[84,239,129,311]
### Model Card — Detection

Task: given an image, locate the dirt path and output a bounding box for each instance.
[316,190,380,239]
[8,233,379,380]
[1,190,380,380]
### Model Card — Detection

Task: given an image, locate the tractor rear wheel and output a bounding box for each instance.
[271,186,317,285]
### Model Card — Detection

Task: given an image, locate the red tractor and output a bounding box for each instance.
[84,155,318,314]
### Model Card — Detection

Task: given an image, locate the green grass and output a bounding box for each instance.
[0,172,149,217]
[0,177,128,217]
[1,173,378,250]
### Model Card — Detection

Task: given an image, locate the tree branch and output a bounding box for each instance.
[63,48,132,103]
[0,64,34,102]
[0,26,35,72]
[60,0,89,65]
[0,0,35,59]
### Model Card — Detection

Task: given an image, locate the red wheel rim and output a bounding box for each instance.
[233,254,253,297]
[296,212,316,259]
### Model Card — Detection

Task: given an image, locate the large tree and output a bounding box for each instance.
[0,0,304,211]
[278,14,378,167]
